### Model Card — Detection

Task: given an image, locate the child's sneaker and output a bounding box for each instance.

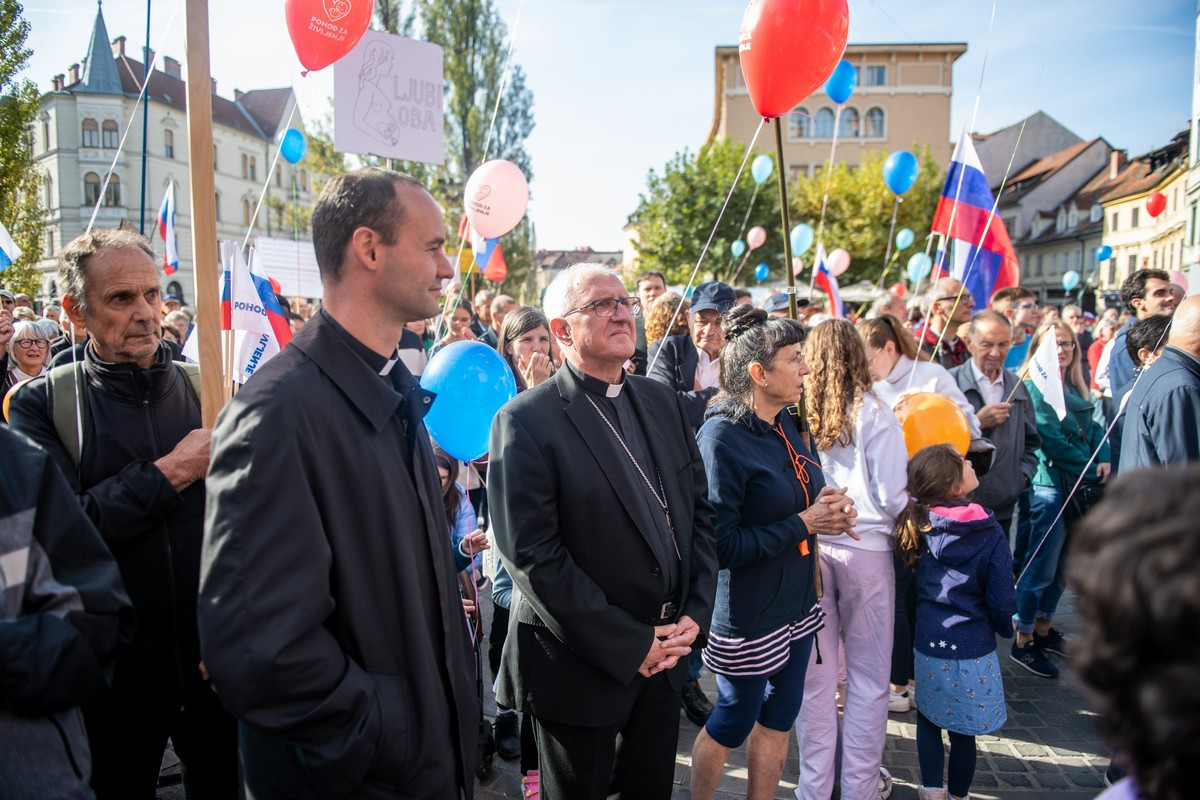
[522,769,539,800]
[1033,627,1069,656]
[887,689,911,713]
[1010,640,1059,678]
[878,766,893,799]
[917,788,948,800]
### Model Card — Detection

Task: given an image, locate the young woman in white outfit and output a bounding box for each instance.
[794,320,910,800]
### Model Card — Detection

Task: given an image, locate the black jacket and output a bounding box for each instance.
[647,332,718,430]
[488,367,718,727]
[8,343,206,708]
[200,312,478,799]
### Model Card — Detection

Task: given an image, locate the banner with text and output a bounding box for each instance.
[334,30,444,165]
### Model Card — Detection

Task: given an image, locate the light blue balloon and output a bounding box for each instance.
[1062,270,1081,292]
[895,228,915,250]
[883,150,919,195]
[1095,245,1112,262]
[754,263,769,282]
[906,252,933,283]
[751,154,774,185]
[420,341,518,461]
[825,59,857,105]
[790,223,814,257]
[278,128,307,165]
[731,239,747,258]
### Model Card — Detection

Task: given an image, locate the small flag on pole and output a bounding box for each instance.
[158,182,180,275]
[1027,327,1066,421]
[0,221,23,272]
[812,243,844,318]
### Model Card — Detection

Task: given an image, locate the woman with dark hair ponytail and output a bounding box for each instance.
[689,305,859,800]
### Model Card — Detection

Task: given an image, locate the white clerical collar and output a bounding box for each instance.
[567,360,625,398]
[379,349,401,376]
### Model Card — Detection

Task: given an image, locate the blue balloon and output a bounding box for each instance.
[1095,245,1113,262]
[751,154,774,185]
[883,150,919,195]
[790,223,814,257]
[754,263,769,282]
[895,228,915,250]
[906,252,933,283]
[1062,270,1081,292]
[731,239,747,258]
[824,59,857,105]
[420,341,518,461]
[278,128,307,165]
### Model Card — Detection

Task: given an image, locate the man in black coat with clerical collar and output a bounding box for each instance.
[489,263,718,799]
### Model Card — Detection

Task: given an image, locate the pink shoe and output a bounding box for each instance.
[522,769,539,800]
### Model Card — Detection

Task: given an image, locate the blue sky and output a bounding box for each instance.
[24,0,1195,250]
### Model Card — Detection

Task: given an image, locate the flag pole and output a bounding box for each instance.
[774,118,797,319]
[183,0,223,427]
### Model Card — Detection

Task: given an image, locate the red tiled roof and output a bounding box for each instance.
[237,88,294,138]
[1008,138,1098,184]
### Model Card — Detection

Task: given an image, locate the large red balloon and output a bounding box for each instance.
[285,0,374,73]
[1146,191,1166,218]
[738,0,850,119]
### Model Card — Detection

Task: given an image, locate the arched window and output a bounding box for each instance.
[81,118,99,148]
[813,108,835,138]
[839,107,860,138]
[164,129,174,159]
[44,174,53,209]
[83,172,101,205]
[104,174,121,207]
[863,107,885,138]
[102,120,118,148]
[788,107,811,140]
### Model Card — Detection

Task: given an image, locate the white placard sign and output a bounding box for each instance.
[333,30,444,164]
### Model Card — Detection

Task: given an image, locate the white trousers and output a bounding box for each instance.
[794,545,895,800]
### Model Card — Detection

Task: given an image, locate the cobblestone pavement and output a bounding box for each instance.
[160,595,1107,800]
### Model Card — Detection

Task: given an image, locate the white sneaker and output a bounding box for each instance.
[909,683,917,707]
[878,767,894,799]
[887,689,911,713]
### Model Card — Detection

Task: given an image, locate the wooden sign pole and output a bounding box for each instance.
[183,0,224,427]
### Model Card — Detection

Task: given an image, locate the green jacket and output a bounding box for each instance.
[1024,380,1110,489]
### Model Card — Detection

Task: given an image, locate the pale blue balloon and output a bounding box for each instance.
[751,154,774,186]
[420,342,518,461]
[1062,270,1081,292]
[906,252,933,283]
[731,239,747,258]
[895,228,915,250]
[790,224,814,257]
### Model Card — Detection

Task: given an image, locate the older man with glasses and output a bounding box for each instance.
[489,263,718,800]
[916,278,975,369]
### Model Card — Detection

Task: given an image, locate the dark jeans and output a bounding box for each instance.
[890,555,917,686]
[86,682,238,800]
[1012,488,1033,569]
[917,710,976,797]
[490,601,539,775]
[533,673,680,799]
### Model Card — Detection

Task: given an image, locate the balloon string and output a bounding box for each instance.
[86,0,183,234]
[243,99,300,251]
[1013,321,1169,589]
[433,0,527,344]
[729,249,754,284]
[725,182,763,279]
[647,118,766,377]
[809,104,843,300]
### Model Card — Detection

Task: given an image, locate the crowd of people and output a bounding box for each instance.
[0,166,1197,800]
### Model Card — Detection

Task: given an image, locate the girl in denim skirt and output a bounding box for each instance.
[895,445,1017,800]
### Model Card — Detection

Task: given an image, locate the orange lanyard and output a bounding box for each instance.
[772,422,820,507]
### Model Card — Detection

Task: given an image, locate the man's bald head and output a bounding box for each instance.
[1168,295,1200,358]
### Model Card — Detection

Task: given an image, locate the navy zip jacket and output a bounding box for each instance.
[697,399,823,640]
[914,501,1016,660]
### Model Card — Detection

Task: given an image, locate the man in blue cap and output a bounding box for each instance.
[647,280,735,727]
[647,281,736,431]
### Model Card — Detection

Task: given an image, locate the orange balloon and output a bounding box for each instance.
[2,378,31,423]
[892,391,970,458]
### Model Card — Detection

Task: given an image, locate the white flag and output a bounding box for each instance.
[1028,327,1066,420]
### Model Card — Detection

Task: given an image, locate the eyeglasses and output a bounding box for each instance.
[563,296,642,318]
[935,291,973,304]
[1014,301,1038,310]
[15,339,48,349]
[1055,340,1076,351]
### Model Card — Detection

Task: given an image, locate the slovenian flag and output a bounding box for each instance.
[158,182,180,275]
[812,243,844,318]
[217,242,291,383]
[931,130,1019,305]
[0,220,22,272]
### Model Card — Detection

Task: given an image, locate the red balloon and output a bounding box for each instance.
[739,0,850,119]
[890,282,907,299]
[285,0,374,73]
[1146,191,1166,218]
[268,276,282,294]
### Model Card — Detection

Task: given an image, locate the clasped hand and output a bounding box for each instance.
[799,486,860,539]
[638,614,699,678]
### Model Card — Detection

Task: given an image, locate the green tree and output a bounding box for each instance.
[630,137,780,286]
[788,146,943,288]
[0,0,45,296]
